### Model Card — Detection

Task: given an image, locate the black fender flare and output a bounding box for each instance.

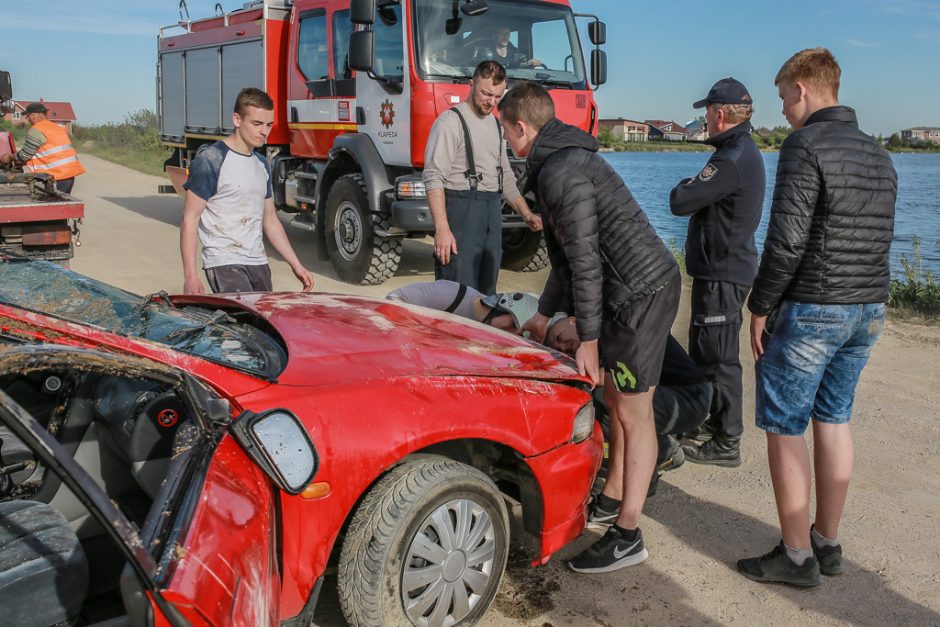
[316,134,393,239]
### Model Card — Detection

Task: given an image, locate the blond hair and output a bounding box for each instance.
[711,102,753,125]
[775,47,841,101]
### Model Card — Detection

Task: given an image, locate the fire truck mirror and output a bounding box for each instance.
[350,0,376,25]
[591,49,607,87]
[0,72,12,103]
[349,30,375,72]
[588,21,607,46]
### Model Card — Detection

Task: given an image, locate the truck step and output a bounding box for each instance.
[290,214,317,232]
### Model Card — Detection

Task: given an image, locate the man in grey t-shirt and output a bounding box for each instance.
[181,88,313,294]
[423,61,541,295]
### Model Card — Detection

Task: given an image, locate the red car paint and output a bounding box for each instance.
[0,289,603,623]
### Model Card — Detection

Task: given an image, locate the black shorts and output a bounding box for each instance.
[601,271,681,394]
[205,263,273,293]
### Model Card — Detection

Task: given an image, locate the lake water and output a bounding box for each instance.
[603,151,940,278]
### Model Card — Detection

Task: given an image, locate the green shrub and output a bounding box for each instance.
[72,110,171,177]
[888,236,940,319]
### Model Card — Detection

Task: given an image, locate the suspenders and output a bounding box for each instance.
[450,107,504,193]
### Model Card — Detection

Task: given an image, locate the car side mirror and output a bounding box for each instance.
[350,0,375,24]
[230,409,319,494]
[349,29,375,72]
[0,72,12,102]
[591,49,607,87]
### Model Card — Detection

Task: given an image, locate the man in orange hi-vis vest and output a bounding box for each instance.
[0,102,85,194]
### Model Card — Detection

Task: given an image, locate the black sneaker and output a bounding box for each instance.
[682,432,741,467]
[585,494,619,532]
[737,542,821,587]
[568,527,649,573]
[811,526,843,576]
[657,436,685,472]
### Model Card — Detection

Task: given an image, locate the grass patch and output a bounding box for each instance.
[71,110,171,178]
[888,236,940,321]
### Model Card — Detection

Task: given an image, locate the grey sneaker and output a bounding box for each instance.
[811,526,843,576]
[568,526,649,574]
[737,542,821,587]
[585,494,619,532]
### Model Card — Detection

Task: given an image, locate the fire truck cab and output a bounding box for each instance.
[158,0,606,284]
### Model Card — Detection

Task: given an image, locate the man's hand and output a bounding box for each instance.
[522,312,550,343]
[183,276,206,295]
[750,313,767,361]
[576,339,601,386]
[434,227,458,265]
[523,211,543,232]
[292,263,315,292]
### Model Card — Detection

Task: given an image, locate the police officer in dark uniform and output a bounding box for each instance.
[669,77,765,466]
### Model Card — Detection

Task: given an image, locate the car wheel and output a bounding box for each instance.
[324,173,402,285]
[338,457,510,627]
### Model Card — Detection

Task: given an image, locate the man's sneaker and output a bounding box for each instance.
[585,494,619,532]
[568,527,649,573]
[657,436,685,472]
[682,432,741,467]
[811,526,844,576]
[737,542,821,587]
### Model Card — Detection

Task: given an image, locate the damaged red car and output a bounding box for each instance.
[0,256,602,627]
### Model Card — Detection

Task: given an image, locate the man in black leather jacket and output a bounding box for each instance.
[499,81,680,575]
[669,77,765,467]
[737,48,897,588]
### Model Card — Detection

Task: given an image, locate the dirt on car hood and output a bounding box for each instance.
[181,292,585,387]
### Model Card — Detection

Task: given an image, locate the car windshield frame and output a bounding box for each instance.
[412,0,587,88]
[0,259,286,379]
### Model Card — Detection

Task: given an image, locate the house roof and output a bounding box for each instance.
[15,100,77,122]
[644,120,688,133]
[599,118,648,126]
[901,126,940,132]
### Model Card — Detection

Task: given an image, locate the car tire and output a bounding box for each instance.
[324,173,402,285]
[338,457,510,627]
[500,228,548,272]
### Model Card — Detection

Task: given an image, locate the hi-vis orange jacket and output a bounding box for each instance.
[24,119,86,180]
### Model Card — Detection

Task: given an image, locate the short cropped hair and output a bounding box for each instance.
[711,102,753,125]
[775,47,841,101]
[472,60,507,84]
[235,87,275,116]
[497,80,555,131]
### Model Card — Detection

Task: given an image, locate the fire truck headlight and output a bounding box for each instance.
[396,176,427,199]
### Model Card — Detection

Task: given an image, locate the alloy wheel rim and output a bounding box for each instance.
[401,498,497,627]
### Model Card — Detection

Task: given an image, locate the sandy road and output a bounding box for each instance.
[70,154,940,626]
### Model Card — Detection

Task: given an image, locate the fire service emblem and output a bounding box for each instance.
[380,99,396,129]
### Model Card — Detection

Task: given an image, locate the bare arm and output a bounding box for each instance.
[428,188,457,265]
[180,191,208,294]
[262,198,314,291]
[509,195,542,231]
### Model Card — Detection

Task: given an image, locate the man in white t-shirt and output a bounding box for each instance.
[180,88,314,294]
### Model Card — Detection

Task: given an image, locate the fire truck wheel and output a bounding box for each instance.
[500,229,549,272]
[338,456,509,627]
[325,173,402,285]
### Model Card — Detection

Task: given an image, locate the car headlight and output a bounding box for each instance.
[230,409,319,494]
[571,402,595,443]
[396,177,427,199]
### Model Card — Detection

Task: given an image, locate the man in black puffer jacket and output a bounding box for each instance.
[499,81,680,575]
[670,77,765,466]
[737,48,897,588]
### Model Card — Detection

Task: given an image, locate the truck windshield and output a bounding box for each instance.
[412,0,586,88]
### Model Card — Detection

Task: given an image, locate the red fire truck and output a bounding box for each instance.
[0,71,83,264]
[158,0,606,284]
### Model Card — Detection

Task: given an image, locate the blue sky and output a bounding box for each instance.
[1,0,938,136]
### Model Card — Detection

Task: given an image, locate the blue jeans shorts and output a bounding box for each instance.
[755,301,885,436]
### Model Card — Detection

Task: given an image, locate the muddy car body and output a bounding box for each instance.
[0,257,602,626]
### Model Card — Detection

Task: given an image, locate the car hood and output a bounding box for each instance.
[182,292,585,387]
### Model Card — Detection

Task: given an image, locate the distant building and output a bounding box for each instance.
[900,127,940,144]
[599,118,649,142]
[10,99,77,133]
[645,119,688,142]
[685,119,707,142]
